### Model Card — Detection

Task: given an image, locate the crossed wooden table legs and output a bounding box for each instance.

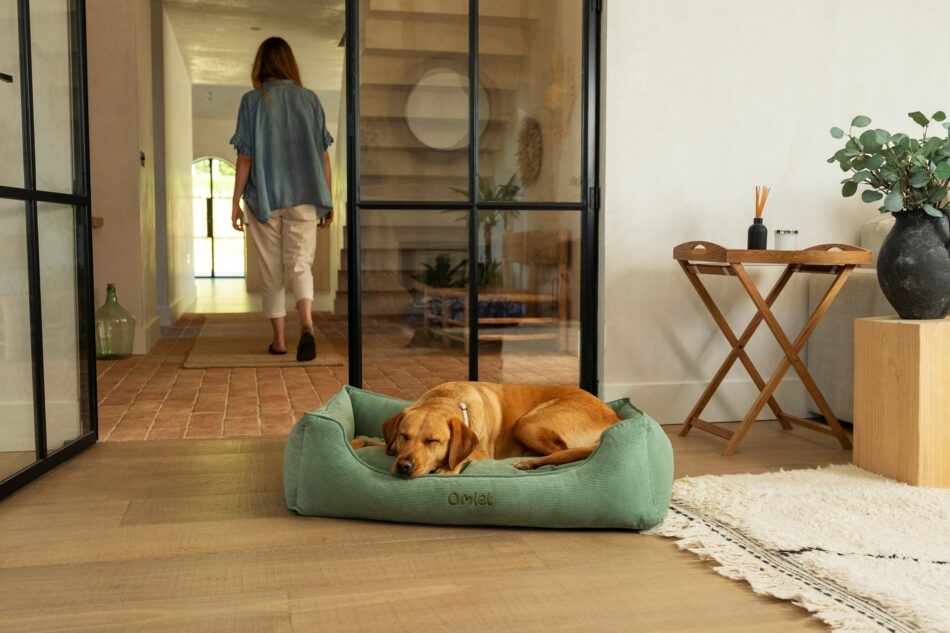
[673,242,870,456]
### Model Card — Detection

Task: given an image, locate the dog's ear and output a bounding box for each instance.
[381,411,404,456]
[446,417,478,470]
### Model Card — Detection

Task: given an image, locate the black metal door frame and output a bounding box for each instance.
[0,0,97,499]
[344,0,602,393]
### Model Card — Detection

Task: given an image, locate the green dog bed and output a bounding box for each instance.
[283,386,673,530]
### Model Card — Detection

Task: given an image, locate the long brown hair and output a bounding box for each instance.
[252,37,302,98]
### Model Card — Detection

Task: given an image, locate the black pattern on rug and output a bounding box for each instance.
[670,502,916,633]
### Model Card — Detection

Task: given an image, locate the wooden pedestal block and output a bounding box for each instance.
[854,316,950,487]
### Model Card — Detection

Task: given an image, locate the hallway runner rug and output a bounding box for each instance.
[648,465,950,632]
[184,313,345,368]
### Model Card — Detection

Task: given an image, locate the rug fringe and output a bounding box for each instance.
[647,511,886,633]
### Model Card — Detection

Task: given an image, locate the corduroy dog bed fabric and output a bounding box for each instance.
[283,386,673,529]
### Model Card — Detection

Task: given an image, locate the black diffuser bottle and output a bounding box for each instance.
[748,218,767,250]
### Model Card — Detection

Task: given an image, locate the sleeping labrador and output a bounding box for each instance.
[350,381,620,478]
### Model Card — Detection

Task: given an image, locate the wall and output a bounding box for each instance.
[87,0,160,354]
[193,117,238,164]
[161,8,196,322]
[600,0,950,423]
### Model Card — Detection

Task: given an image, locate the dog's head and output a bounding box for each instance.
[381,407,478,478]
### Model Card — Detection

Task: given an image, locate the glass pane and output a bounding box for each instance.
[211,198,233,237]
[193,237,213,277]
[361,209,469,397]
[0,199,36,478]
[192,159,211,199]
[193,198,208,237]
[38,203,87,450]
[212,158,235,198]
[359,0,471,201]
[478,0,583,203]
[0,1,25,187]
[31,0,78,193]
[212,237,245,277]
[476,210,580,385]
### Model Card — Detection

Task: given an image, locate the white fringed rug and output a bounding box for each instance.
[647,465,950,632]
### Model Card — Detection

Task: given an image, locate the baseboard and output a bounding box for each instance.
[133,314,163,355]
[603,378,810,426]
[159,287,197,327]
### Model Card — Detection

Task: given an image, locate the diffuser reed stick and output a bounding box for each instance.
[755,185,771,219]
[748,185,771,250]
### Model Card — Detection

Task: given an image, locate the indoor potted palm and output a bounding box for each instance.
[829,111,950,319]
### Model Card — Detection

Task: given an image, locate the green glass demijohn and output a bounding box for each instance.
[95,283,135,359]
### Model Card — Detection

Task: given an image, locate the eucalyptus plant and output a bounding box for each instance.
[829,111,950,217]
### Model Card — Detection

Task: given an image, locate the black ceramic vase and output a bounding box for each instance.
[747,218,767,250]
[877,210,950,319]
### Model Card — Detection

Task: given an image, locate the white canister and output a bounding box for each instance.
[775,230,798,251]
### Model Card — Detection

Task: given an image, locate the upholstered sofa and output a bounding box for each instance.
[805,216,896,422]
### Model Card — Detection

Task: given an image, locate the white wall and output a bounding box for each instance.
[601,0,950,423]
[193,117,239,163]
[161,8,196,323]
[87,0,160,354]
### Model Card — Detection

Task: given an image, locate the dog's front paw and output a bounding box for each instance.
[433,466,458,475]
[512,460,538,470]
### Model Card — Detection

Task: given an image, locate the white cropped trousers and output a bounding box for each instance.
[247,204,318,319]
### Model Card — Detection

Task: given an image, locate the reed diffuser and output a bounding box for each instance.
[748,185,770,250]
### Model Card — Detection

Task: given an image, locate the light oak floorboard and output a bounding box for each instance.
[0,422,850,632]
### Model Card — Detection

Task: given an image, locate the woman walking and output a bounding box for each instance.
[230,37,334,361]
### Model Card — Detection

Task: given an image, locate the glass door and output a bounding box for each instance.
[192,157,245,278]
[347,0,600,393]
[0,0,96,499]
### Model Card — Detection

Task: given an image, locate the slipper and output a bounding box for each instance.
[297,331,316,362]
[268,344,287,356]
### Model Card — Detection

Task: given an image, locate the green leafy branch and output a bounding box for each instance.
[829,111,950,217]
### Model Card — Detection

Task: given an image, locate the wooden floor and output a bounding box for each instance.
[0,422,851,632]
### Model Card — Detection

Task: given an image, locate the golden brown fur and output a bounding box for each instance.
[350,382,620,478]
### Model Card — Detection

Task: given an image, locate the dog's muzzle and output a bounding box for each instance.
[395,458,414,477]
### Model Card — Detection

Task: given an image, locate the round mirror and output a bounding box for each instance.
[404,68,490,151]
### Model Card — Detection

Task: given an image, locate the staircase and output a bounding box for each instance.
[333,0,541,316]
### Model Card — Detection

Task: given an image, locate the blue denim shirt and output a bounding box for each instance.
[230,80,334,223]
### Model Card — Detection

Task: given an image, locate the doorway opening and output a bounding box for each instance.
[94,0,600,443]
[192,157,244,279]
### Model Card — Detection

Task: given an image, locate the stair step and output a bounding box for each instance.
[333,289,417,317]
[364,17,529,58]
[358,175,470,201]
[340,247,467,273]
[361,149,468,179]
[357,211,466,227]
[339,268,462,290]
[360,119,504,151]
[360,55,527,91]
[368,0,540,21]
[359,86,513,123]
[354,225,469,249]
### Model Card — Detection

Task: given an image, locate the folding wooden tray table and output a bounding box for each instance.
[673,241,871,456]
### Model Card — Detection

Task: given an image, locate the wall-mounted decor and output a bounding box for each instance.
[517,117,543,187]
[543,53,579,137]
[404,68,490,151]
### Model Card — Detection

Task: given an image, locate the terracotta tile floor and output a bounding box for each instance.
[97,313,579,441]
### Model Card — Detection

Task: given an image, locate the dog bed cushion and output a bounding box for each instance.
[283,386,674,530]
